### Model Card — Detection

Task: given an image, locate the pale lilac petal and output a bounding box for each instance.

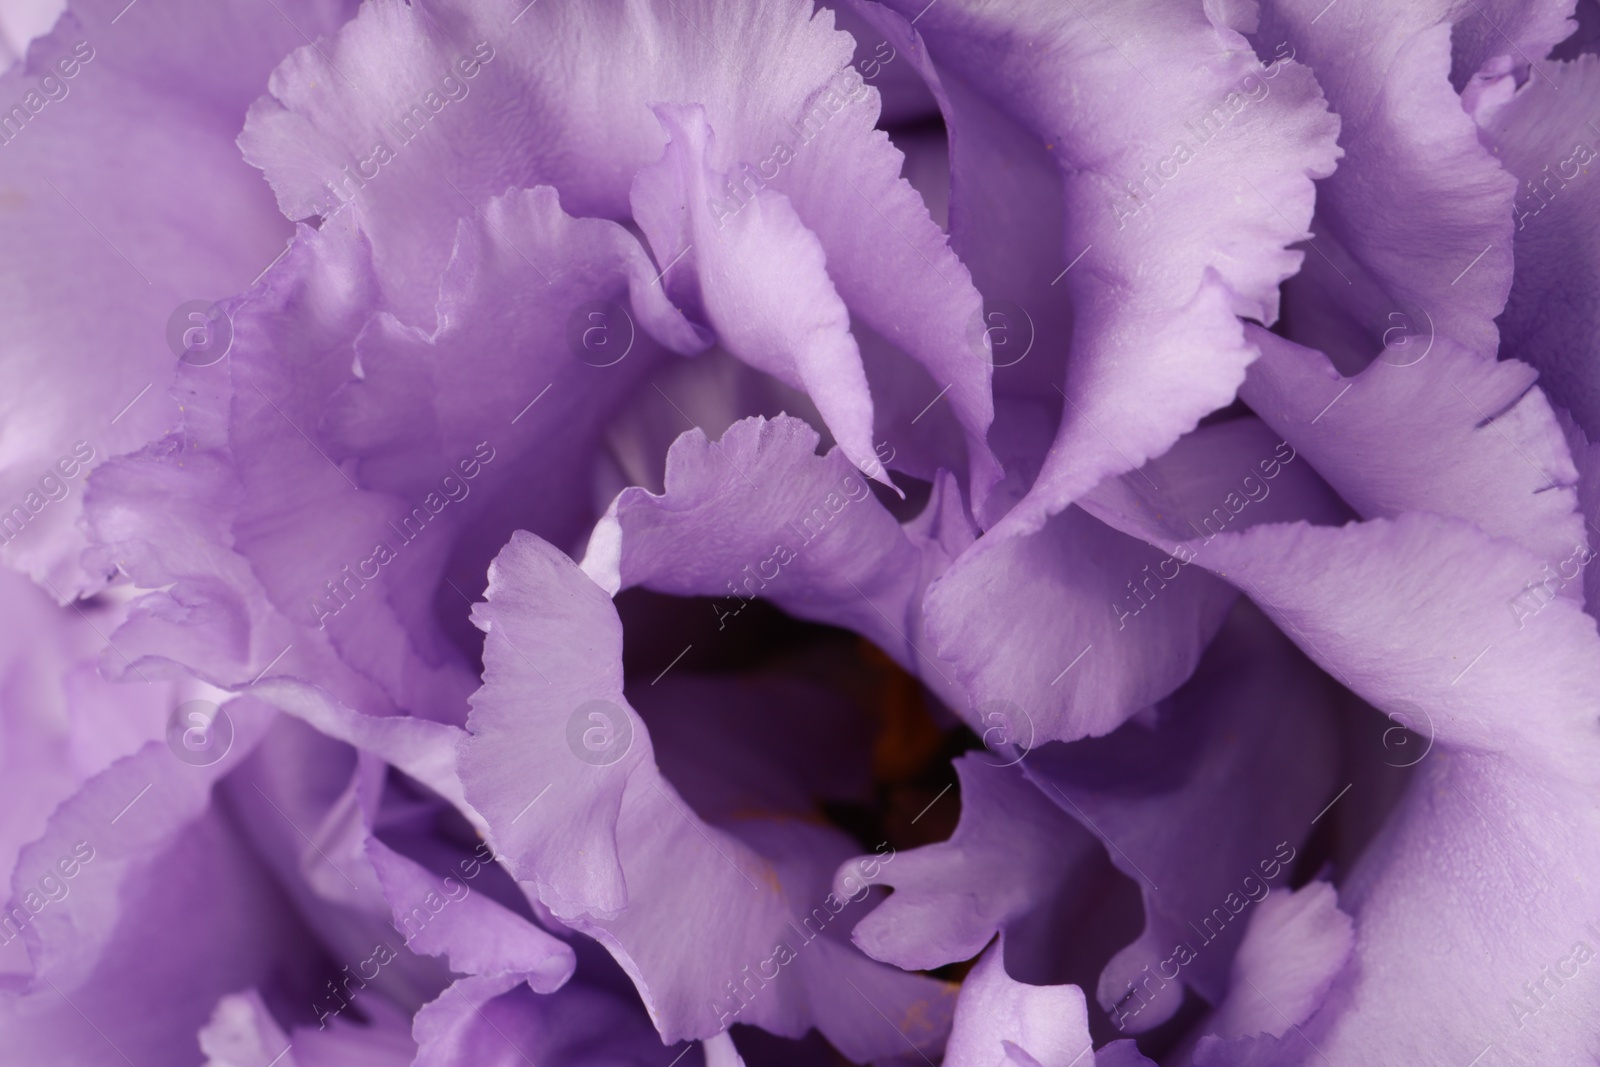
[1258,0,1572,364]
[0,0,61,64]
[923,507,1233,744]
[24,0,1600,1060]
[1296,752,1600,1064]
[411,976,670,1067]
[836,0,1073,492]
[942,939,1094,1067]
[89,184,692,730]
[1197,881,1353,1046]
[1167,515,1600,1062]
[0,701,320,1064]
[0,571,170,912]
[929,417,1344,743]
[1191,515,1600,769]
[583,416,939,684]
[884,0,1340,531]
[1237,325,1584,566]
[461,532,952,1057]
[0,0,351,594]
[630,106,879,477]
[1480,57,1600,440]
[836,755,1098,972]
[199,990,298,1067]
[703,1030,747,1067]
[218,725,455,1009]
[238,0,999,495]
[365,837,575,993]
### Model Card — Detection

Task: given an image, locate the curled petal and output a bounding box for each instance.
[887,0,1340,529]
[584,415,941,681]
[1188,514,1600,772]
[1259,0,1571,362]
[366,837,575,993]
[462,532,952,1055]
[837,755,1098,972]
[631,107,880,480]
[1197,881,1353,1050]
[942,939,1096,1067]
[1026,605,1341,1032]
[0,701,320,1064]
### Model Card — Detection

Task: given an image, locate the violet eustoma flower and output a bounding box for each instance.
[1,0,1598,1063]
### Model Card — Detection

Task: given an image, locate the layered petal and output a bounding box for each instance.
[0,0,353,594]
[461,532,953,1056]
[0,700,324,1064]
[1238,325,1583,566]
[89,183,694,731]
[411,977,677,1067]
[837,755,1098,972]
[630,106,878,476]
[200,988,419,1067]
[1481,57,1600,440]
[930,416,1346,744]
[1190,514,1600,774]
[583,415,942,683]
[199,990,421,1067]
[1257,0,1573,365]
[199,989,298,1067]
[1196,881,1353,1048]
[0,570,171,920]
[1026,604,1341,1033]
[1162,514,1600,1063]
[836,0,1073,415]
[1295,751,1600,1066]
[218,721,457,1016]
[366,836,574,993]
[239,0,998,494]
[874,0,1340,529]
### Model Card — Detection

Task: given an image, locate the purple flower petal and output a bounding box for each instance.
[1195,880,1352,1049]
[198,990,299,1067]
[0,700,318,1064]
[17,0,1600,1059]
[1480,57,1600,438]
[836,756,1097,972]
[411,976,673,1067]
[942,938,1094,1067]
[1259,0,1568,363]
[1238,325,1584,565]
[585,416,948,688]
[198,989,418,1067]
[89,183,696,726]
[887,0,1339,532]
[0,571,170,901]
[1193,514,1600,765]
[0,0,349,595]
[1156,514,1600,1061]
[931,416,1345,744]
[631,107,880,478]
[238,0,999,496]
[462,531,952,1056]
[1026,605,1341,1033]
[366,837,574,993]
[1301,752,1600,1064]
